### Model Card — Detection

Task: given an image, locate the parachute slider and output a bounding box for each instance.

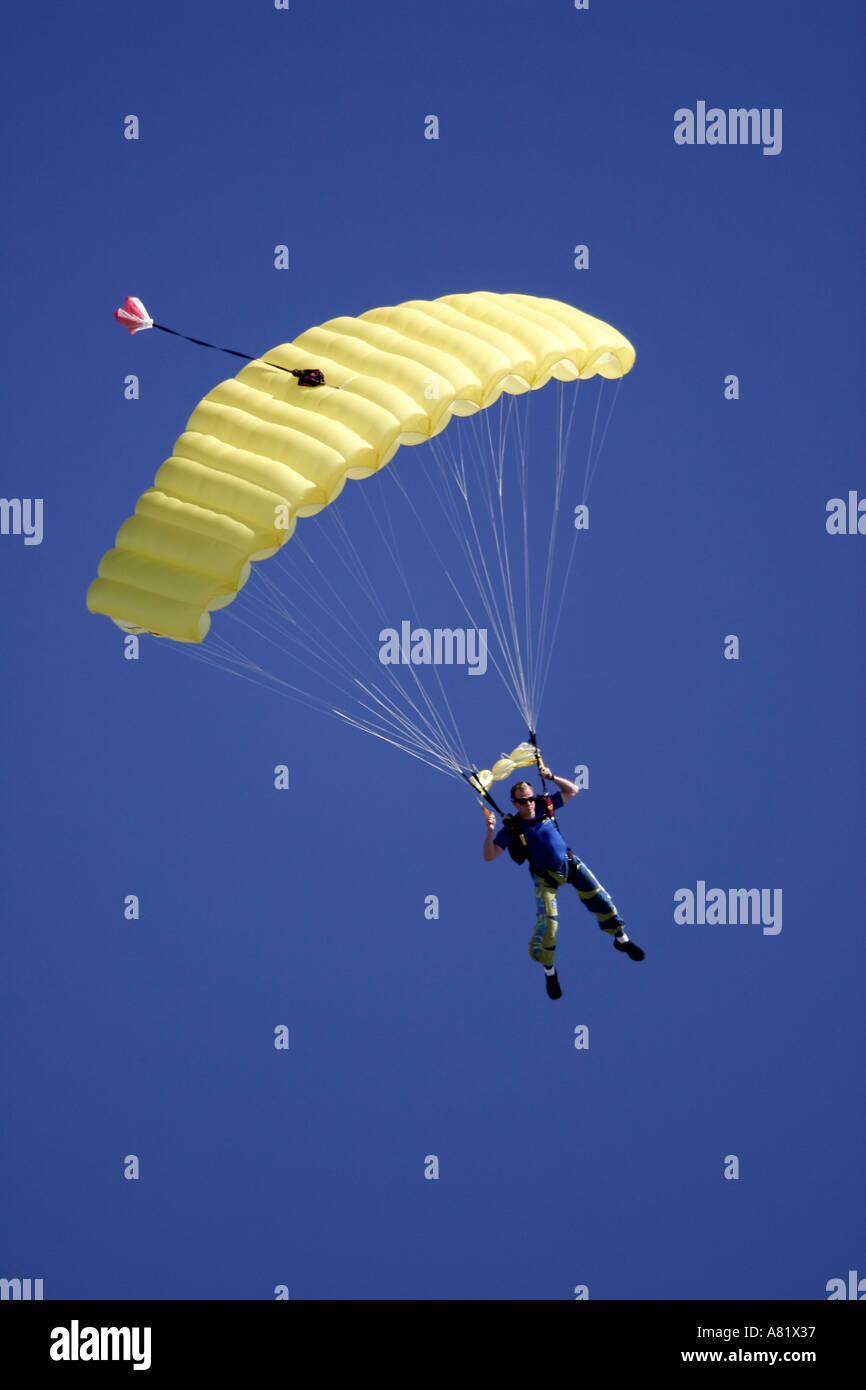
[471,742,540,794]
[462,741,544,817]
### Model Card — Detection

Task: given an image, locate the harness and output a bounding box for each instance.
[502,795,571,887]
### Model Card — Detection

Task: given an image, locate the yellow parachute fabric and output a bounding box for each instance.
[470,743,541,793]
[87,292,634,643]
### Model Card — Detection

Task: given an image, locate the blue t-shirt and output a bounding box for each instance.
[494,791,568,872]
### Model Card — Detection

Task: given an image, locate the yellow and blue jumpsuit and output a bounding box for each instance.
[494,793,625,969]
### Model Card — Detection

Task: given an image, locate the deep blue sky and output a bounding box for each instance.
[2,1,863,1301]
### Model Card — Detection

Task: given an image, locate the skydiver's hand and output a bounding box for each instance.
[483,807,496,832]
[538,763,553,780]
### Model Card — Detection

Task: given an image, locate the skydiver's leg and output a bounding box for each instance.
[566,855,624,932]
[528,874,559,969]
[567,855,645,960]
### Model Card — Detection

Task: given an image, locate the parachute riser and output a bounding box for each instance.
[528,728,547,794]
[461,769,504,818]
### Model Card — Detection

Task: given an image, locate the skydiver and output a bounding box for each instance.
[483,766,644,999]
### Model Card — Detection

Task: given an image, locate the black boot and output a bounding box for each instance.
[613,933,645,961]
[545,969,562,999]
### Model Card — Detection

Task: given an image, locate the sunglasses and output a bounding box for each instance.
[513,794,536,804]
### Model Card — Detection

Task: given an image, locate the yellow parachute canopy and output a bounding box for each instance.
[87,292,634,644]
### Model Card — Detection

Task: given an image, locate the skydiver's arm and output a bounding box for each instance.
[483,808,505,861]
[539,764,579,806]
